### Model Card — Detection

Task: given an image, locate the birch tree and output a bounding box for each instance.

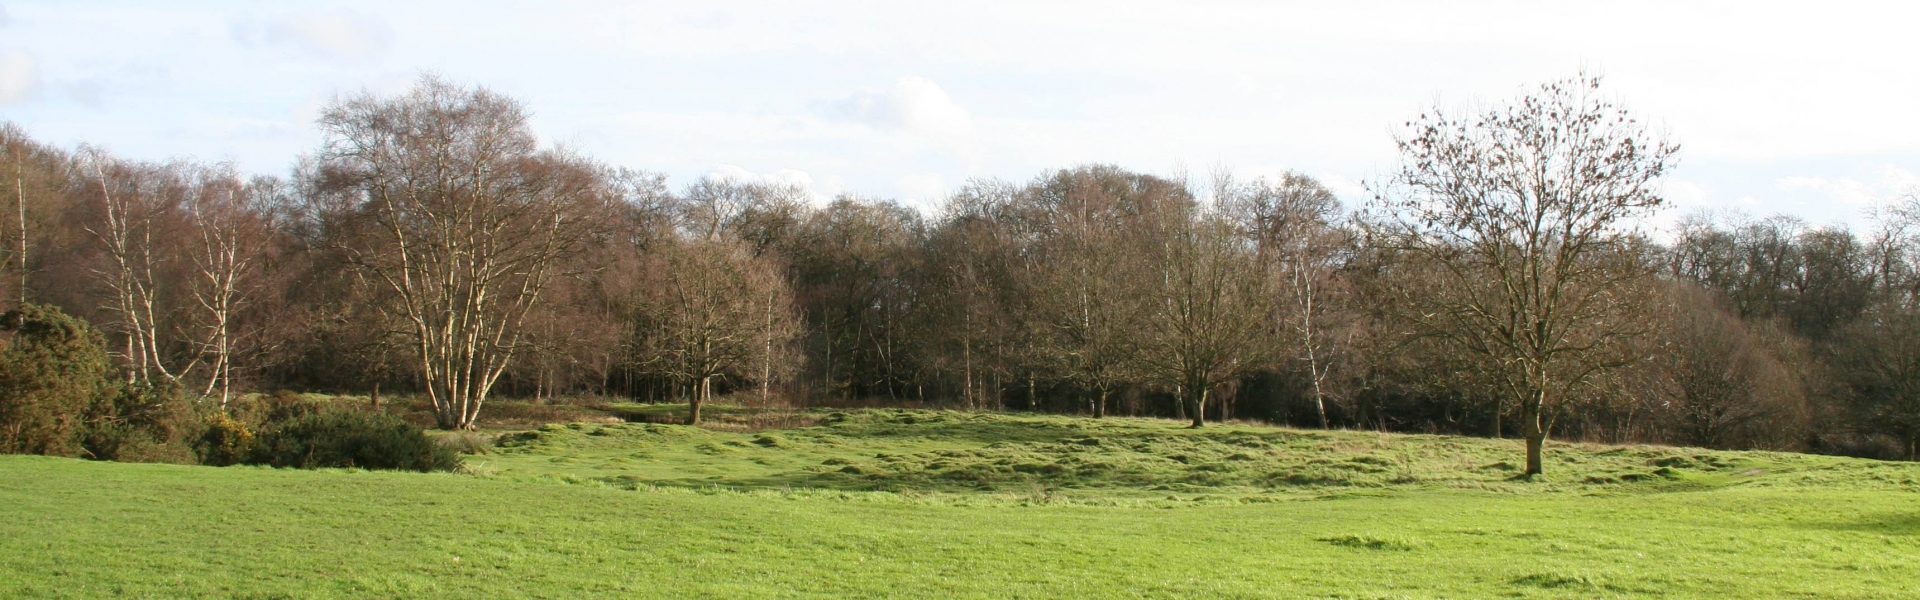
[315,76,615,429]
[1226,172,1355,429]
[78,150,184,383]
[181,168,276,407]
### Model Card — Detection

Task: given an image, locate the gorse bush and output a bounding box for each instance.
[82,380,201,464]
[0,304,112,456]
[196,412,254,466]
[250,408,459,472]
[0,305,205,463]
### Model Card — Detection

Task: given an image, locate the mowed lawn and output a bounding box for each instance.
[5,408,1920,598]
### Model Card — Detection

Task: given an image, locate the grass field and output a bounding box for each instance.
[5,404,1920,598]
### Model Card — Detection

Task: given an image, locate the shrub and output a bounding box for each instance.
[262,389,324,423]
[197,412,255,466]
[0,304,113,456]
[250,409,460,472]
[82,380,201,464]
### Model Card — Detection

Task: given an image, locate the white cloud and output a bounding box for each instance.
[1664,179,1711,208]
[826,77,975,140]
[0,5,12,27]
[1777,166,1919,208]
[0,51,37,105]
[232,12,392,63]
[895,173,948,204]
[706,164,842,205]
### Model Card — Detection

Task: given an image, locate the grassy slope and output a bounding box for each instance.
[5,407,1920,598]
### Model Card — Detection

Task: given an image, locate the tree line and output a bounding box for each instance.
[4,74,1919,471]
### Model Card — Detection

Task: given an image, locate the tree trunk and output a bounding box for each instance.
[1027,372,1036,411]
[369,382,381,409]
[1524,432,1544,476]
[1187,386,1207,428]
[1312,390,1328,430]
[1093,388,1108,418]
[15,175,25,306]
[1522,395,1545,477]
[687,376,708,425]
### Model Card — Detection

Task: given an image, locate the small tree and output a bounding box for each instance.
[628,237,800,424]
[1373,74,1675,476]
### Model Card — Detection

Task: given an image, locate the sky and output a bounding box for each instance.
[1,1,1916,232]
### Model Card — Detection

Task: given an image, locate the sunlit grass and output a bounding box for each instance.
[5,405,1918,598]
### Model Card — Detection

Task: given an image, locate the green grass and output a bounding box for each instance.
[5,406,1920,598]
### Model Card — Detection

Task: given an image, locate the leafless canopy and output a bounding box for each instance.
[315,75,616,429]
[1373,74,1677,475]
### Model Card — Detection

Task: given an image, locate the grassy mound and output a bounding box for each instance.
[480,407,1915,501]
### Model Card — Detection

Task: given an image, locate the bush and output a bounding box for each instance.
[197,412,255,466]
[0,304,114,456]
[250,409,460,472]
[82,380,202,464]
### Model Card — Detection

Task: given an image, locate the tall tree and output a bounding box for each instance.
[314,76,616,429]
[1028,166,1182,417]
[924,180,1023,410]
[1373,74,1676,476]
[181,168,278,407]
[76,150,186,383]
[1226,172,1355,428]
[1137,209,1276,427]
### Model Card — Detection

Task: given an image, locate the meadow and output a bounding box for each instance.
[4,403,1918,598]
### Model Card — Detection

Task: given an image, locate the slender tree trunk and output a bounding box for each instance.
[14,175,24,306]
[763,289,774,408]
[1027,371,1036,411]
[1298,267,1330,430]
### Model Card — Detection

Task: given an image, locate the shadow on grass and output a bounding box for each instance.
[1812,512,1920,536]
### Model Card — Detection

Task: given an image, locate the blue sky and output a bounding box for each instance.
[1,1,1916,232]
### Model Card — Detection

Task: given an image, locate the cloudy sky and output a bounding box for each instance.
[1,1,1916,230]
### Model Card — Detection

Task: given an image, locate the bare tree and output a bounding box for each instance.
[315,76,616,429]
[1136,209,1276,427]
[181,168,277,407]
[1646,283,1811,449]
[628,237,800,424]
[1373,74,1675,476]
[1226,172,1355,428]
[1028,166,1182,417]
[77,149,186,383]
[924,180,1025,410]
[678,175,809,246]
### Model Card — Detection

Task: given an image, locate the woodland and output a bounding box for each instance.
[4,73,1920,476]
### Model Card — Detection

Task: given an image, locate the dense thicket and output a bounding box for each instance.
[3,76,1918,463]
